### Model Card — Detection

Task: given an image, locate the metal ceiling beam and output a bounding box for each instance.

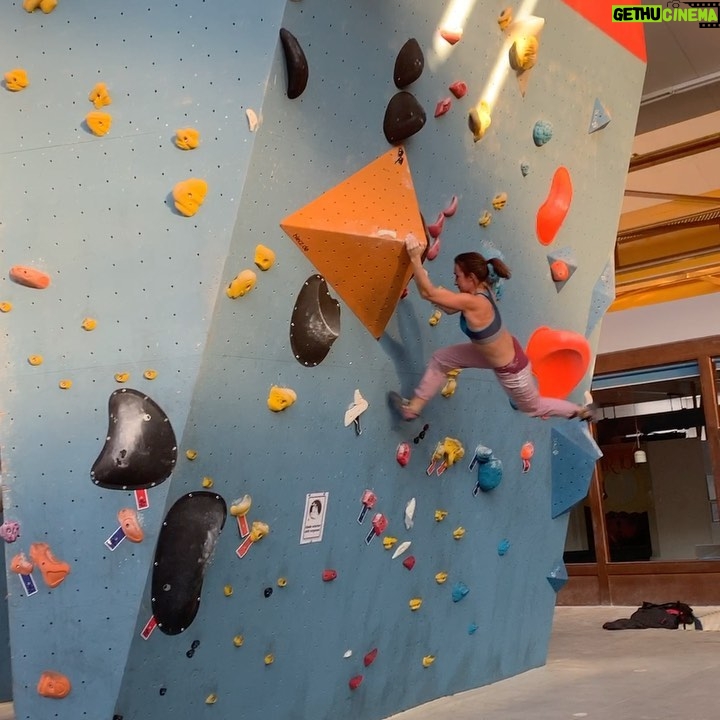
[628,132,720,172]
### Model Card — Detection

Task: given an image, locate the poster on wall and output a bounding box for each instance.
[300,491,329,544]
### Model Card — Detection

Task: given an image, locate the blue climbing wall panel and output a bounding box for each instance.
[0,1,644,719]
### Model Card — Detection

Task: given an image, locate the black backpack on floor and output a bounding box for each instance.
[603,600,703,630]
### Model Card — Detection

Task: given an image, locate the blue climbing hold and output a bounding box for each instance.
[468,623,479,635]
[532,120,553,146]
[497,539,511,556]
[547,560,569,593]
[451,581,470,602]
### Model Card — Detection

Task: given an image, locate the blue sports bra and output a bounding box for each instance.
[459,290,504,344]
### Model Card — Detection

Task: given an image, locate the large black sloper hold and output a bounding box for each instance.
[152,492,227,635]
[279,28,309,99]
[394,38,424,88]
[383,91,426,145]
[290,274,341,367]
[91,388,177,490]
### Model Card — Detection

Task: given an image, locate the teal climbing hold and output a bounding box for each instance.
[588,98,611,133]
[532,120,553,146]
[547,561,569,593]
[497,539,510,556]
[551,422,602,519]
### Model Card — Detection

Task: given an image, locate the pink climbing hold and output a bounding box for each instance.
[449,81,467,99]
[443,195,458,216]
[440,29,462,45]
[402,555,416,571]
[426,237,441,261]
[427,212,445,238]
[363,648,378,667]
[396,442,411,467]
[434,98,452,117]
[371,513,388,536]
[536,166,573,246]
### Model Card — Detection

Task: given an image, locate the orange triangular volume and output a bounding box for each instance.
[280,146,425,339]
[561,0,646,62]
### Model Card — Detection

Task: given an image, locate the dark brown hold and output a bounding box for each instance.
[383,91,426,145]
[394,38,424,88]
[279,28,309,99]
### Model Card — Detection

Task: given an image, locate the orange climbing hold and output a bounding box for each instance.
[536,166,572,246]
[550,260,570,282]
[172,178,208,217]
[85,111,112,136]
[4,68,29,91]
[10,553,33,575]
[9,265,50,289]
[118,508,144,543]
[28,542,70,588]
[526,326,591,399]
[37,671,71,699]
[88,82,112,108]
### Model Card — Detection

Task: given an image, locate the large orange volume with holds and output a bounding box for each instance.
[280,146,426,339]
[526,326,591,399]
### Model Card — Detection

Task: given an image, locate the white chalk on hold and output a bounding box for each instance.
[376,229,397,240]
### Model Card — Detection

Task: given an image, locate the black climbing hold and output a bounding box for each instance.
[151,492,227,635]
[90,388,177,490]
[191,640,200,650]
[263,587,273,598]
[383,91,426,145]
[279,28,309,99]
[186,649,195,658]
[394,38,424,88]
[159,688,167,696]
[290,274,341,367]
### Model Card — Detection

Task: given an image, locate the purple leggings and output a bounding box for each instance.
[414,336,581,418]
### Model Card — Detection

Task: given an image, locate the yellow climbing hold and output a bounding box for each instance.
[114,372,130,383]
[428,309,441,327]
[27,355,43,366]
[264,653,274,666]
[441,376,457,397]
[4,69,29,91]
[23,0,57,12]
[174,127,200,150]
[172,178,208,217]
[202,476,214,489]
[81,317,97,331]
[435,572,448,584]
[254,244,276,271]
[86,111,112,137]
[277,577,288,588]
[422,655,436,668]
[185,449,198,460]
[230,494,252,517]
[468,101,491,142]
[267,386,297,412]
[226,269,257,299]
[0,302,12,313]
[478,210,492,227]
[409,598,423,611]
[233,635,244,647]
[205,693,217,705]
[492,192,508,210]
[143,369,158,380]
[498,7,513,30]
[58,379,72,390]
[383,536,398,550]
[434,510,448,522]
[509,36,539,72]
[453,526,466,540]
[223,585,233,597]
[249,521,270,543]
[88,82,112,108]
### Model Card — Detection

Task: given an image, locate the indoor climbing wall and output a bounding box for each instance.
[0,2,644,719]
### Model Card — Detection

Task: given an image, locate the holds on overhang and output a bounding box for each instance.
[384,91,426,145]
[290,275,340,366]
[393,38,424,88]
[91,388,177,490]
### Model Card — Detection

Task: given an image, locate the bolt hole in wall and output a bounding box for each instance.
[564,359,720,563]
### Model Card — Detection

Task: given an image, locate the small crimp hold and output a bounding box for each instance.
[492,192,508,210]
[449,82,467,99]
[434,97,452,118]
[443,195,459,216]
[427,212,445,238]
[478,210,492,227]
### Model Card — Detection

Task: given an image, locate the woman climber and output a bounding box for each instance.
[389,232,596,422]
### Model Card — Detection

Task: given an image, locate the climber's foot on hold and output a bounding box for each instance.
[388,392,420,422]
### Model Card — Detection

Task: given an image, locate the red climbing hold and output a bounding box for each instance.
[322,569,338,582]
[536,166,573,246]
[396,442,411,467]
[402,555,416,571]
[550,260,570,282]
[434,98,452,117]
[427,212,444,239]
[371,513,388,536]
[440,29,462,45]
[443,195,458,216]
[449,81,467,99]
[426,237,441,261]
[363,648,378,667]
[349,675,364,690]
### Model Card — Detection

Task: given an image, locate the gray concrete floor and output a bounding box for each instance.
[386,606,720,720]
[2,606,719,720]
